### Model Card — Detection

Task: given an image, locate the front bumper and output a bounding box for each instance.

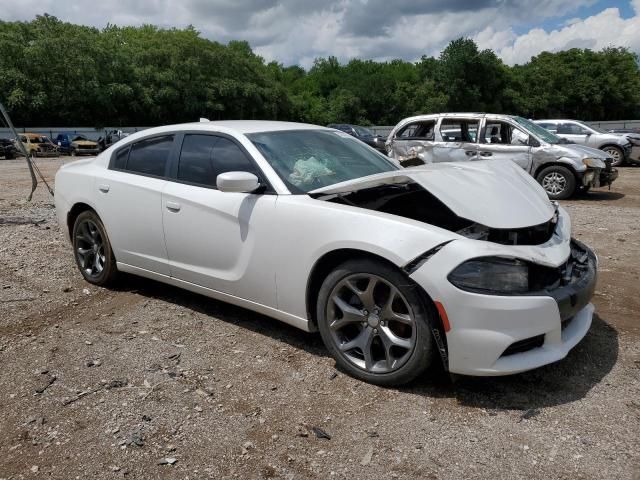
[410,210,597,376]
[74,147,100,155]
[599,167,618,187]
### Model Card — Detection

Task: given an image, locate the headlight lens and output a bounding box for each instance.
[448,257,529,294]
[582,158,605,168]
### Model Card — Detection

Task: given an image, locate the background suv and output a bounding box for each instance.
[534,119,632,166]
[327,124,387,152]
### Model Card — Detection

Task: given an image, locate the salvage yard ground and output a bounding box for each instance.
[0,157,639,479]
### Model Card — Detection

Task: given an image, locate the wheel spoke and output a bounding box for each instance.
[343,277,378,311]
[379,326,412,350]
[381,287,412,324]
[330,295,366,330]
[339,327,372,353]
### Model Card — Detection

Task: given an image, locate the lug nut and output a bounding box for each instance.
[362,310,368,316]
[373,329,378,334]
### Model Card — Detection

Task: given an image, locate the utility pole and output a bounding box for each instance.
[0,102,38,201]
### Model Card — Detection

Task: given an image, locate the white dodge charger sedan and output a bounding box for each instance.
[54,121,597,385]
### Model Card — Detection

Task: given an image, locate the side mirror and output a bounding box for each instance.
[217,171,261,193]
[528,136,540,148]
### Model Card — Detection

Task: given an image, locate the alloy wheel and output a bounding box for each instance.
[326,273,417,374]
[75,219,106,279]
[602,147,621,165]
[541,172,567,196]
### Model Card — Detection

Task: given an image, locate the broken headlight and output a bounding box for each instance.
[582,158,605,168]
[448,257,529,294]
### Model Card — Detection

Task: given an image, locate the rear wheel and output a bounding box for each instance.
[316,258,435,386]
[536,165,576,200]
[601,145,624,167]
[72,211,117,286]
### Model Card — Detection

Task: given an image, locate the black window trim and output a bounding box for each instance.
[166,131,276,194]
[108,132,178,180]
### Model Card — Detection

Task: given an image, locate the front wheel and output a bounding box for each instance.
[536,165,577,200]
[72,211,118,286]
[316,258,436,386]
[601,145,624,167]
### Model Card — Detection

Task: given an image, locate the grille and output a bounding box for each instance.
[501,334,545,357]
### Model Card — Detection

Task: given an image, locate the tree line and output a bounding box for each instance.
[1,15,639,128]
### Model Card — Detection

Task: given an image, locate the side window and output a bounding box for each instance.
[177,135,259,188]
[213,137,260,179]
[510,127,529,145]
[557,123,586,135]
[396,124,418,139]
[440,119,480,143]
[177,135,218,186]
[126,135,173,177]
[112,146,129,170]
[483,122,529,145]
[395,121,435,140]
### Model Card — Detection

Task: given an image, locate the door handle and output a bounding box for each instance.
[98,184,110,193]
[165,201,181,212]
[479,151,493,157]
[464,150,477,157]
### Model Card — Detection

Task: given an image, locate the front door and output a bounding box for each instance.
[161,133,278,307]
[478,118,532,171]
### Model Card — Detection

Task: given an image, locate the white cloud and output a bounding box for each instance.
[0,0,637,67]
[485,7,640,65]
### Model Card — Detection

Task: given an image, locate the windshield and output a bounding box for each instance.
[72,135,89,141]
[352,125,374,137]
[514,117,562,144]
[248,129,398,193]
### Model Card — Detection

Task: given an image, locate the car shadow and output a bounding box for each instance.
[111,273,328,357]
[577,191,625,201]
[111,275,618,410]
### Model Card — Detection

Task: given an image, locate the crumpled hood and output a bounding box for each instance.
[556,143,610,161]
[310,159,555,229]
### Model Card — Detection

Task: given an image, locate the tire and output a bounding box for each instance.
[316,258,436,386]
[72,211,118,286]
[70,149,77,157]
[536,165,576,200]
[5,151,14,160]
[601,145,624,167]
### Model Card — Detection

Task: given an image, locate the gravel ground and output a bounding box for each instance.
[0,157,639,480]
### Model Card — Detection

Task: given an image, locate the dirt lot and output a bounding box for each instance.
[1,157,639,480]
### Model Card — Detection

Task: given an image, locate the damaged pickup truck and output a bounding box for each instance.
[56,122,598,386]
[386,113,618,200]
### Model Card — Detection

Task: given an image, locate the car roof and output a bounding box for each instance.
[190,120,329,134]
[534,119,582,123]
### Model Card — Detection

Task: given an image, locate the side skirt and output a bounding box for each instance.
[116,262,312,332]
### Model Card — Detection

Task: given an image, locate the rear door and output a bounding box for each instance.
[388,119,437,165]
[432,117,480,163]
[556,122,590,146]
[161,133,278,307]
[478,117,532,170]
[98,134,175,275]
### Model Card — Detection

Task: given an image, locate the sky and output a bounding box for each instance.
[0,0,639,68]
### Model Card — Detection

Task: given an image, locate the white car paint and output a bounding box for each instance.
[55,121,596,377]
